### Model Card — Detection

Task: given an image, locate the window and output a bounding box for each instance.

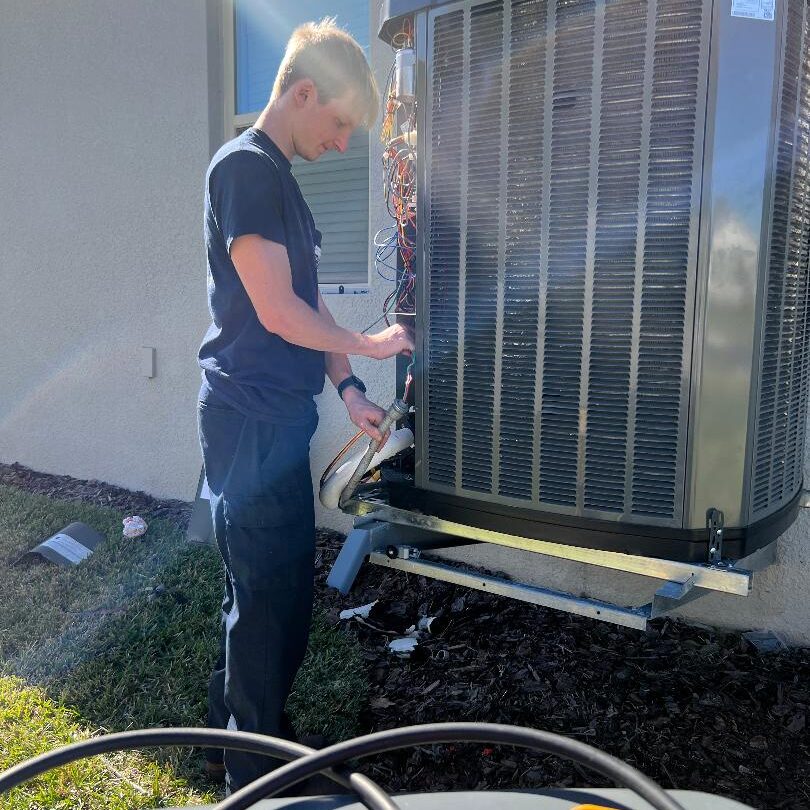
[225,0,371,290]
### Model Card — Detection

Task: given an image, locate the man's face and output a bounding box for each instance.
[294,83,360,161]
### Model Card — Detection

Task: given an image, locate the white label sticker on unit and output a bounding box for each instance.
[731,0,774,20]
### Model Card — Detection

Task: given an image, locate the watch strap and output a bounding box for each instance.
[337,374,366,400]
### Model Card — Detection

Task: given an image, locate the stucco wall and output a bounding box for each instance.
[0,0,214,500]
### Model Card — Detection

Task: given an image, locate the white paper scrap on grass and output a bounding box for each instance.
[731,0,774,20]
[42,533,92,565]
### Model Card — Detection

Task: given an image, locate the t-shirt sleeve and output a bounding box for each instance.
[210,151,286,252]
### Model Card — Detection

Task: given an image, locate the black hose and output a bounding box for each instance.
[0,722,689,810]
[216,722,687,810]
[0,728,397,810]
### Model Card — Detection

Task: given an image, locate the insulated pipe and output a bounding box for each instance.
[320,427,414,509]
[339,398,409,508]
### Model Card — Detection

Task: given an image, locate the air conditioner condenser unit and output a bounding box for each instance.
[327,0,810,627]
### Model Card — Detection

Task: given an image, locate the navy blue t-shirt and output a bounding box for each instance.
[198,128,325,424]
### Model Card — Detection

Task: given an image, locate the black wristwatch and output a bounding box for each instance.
[337,374,367,400]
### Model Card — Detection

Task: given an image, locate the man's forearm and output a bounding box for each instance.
[265,294,371,356]
[325,352,353,388]
[231,235,412,361]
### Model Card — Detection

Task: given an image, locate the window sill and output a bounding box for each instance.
[319,283,369,295]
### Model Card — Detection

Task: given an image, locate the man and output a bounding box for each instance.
[197,18,414,793]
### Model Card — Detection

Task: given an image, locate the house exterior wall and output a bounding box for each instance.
[0,1,807,643]
[0,0,213,500]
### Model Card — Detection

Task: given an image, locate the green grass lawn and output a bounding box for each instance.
[0,483,366,808]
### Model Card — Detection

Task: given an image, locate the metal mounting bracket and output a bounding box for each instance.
[707,508,724,563]
[327,502,778,631]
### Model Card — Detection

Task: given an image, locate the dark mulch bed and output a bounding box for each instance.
[2,461,808,808]
[0,462,193,527]
[314,534,809,808]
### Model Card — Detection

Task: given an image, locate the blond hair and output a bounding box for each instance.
[272,17,379,128]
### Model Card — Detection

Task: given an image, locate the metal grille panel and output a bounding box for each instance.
[538,0,595,507]
[500,0,548,500]
[751,0,810,519]
[584,0,647,512]
[423,0,708,525]
[632,0,705,518]
[425,9,464,487]
[461,1,503,492]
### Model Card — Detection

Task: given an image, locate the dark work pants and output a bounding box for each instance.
[197,390,317,793]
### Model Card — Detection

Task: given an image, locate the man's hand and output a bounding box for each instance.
[342,387,391,448]
[365,323,414,361]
